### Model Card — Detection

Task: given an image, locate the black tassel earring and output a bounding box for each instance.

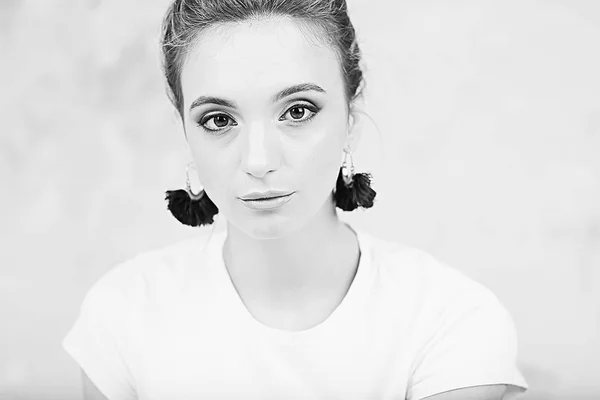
[165,162,219,227]
[334,150,377,211]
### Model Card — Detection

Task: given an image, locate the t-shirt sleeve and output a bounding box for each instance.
[406,289,529,400]
[62,270,138,400]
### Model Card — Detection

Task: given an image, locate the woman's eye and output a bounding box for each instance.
[281,105,318,123]
[199,114,235,131]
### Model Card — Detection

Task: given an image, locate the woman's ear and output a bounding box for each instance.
[345,101,364,153]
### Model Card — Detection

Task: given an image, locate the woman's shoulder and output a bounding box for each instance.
[363,231,502,307]
[365,232,516,347]
[83,233,215,307]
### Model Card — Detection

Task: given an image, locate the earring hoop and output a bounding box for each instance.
[341,150,355,186]
[185,161,204,200]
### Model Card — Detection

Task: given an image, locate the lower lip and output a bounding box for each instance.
[241,193,294,210]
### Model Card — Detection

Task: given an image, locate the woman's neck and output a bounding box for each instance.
[222,196,360,307]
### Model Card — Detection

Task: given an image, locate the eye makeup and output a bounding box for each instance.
[198,112,237,131]
[278,102,320,124]
[195,100,322,134]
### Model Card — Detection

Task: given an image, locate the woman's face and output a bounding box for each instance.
[180,17,353,238]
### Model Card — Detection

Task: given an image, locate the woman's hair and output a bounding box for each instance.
[160,0,365,120]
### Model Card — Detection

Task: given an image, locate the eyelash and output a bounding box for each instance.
[197,103,320,133]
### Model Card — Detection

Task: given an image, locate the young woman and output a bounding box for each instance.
[63,1,529,399]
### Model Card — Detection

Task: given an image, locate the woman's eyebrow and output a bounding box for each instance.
[271,83,326,103]
[189,83,326,112]
[189,96,236,111]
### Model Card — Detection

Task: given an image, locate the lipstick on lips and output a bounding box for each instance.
[239,190,295,210]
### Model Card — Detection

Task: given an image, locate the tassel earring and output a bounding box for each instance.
[334,150,377,211]
[165,162,219,227]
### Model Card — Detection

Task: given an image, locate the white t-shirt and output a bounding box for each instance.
[62,223,529,400]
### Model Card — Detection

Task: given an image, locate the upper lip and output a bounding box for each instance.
[240,190,293,200]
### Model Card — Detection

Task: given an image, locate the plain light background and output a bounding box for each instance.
[1,0,599,399]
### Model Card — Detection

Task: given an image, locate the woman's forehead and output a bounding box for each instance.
[181,18,343,105]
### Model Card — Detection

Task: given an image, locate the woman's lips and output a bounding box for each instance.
[240,192,294,210]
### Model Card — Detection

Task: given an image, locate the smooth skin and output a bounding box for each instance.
[81,15,510,400]
[181,16,365,322]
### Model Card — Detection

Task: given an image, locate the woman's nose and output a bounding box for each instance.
[241,120,281,178]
